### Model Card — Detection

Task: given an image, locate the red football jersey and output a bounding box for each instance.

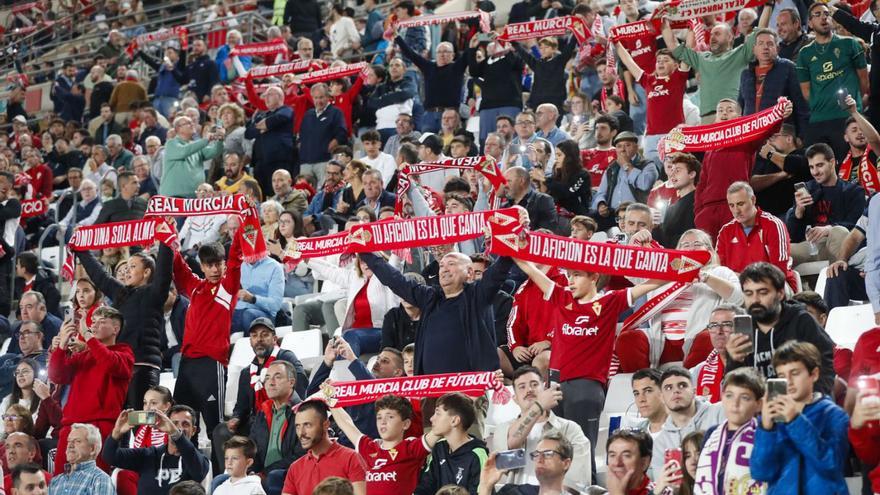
[639,69,688,135]
[581,147,617,188]
[356,435,430,495]
[547,286,632,384]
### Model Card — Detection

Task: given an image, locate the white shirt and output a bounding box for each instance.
[360,152,397,188]
[330,16,360,57]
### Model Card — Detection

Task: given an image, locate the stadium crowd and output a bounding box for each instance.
[0,0,879,494]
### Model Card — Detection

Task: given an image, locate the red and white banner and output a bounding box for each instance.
[662,97,789,156]
[396,156,506,216]
[298,62,368,85]
[395,10,492,33]
[144,194,249,217]
[11,2,43,14]
[246,59,326,80]
[488,220,712,282]
[20,199,47,219]
[608,19,658,42]
[498,16,592,44]
[125,26,188,57]
[312,371,509,408]
[653,0,765,22]
[230,38,289,58]
[69,219,158,251]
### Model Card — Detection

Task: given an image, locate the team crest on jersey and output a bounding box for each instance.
[834,47,841,59]
[592,301,602,315]
[389,448,398,460]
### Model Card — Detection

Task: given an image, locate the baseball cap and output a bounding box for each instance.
[248,317,276,334]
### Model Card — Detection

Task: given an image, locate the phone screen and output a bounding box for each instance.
[495,449,527,470]
[733,315,753,342]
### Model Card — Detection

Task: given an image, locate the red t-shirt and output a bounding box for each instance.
[638,69,688,135]
[647,181,679,208]
[282,441,367,495]
[351,281,373,329]
[849,328,880,387]
[547,286,632,383]
[581,147,617,188]
[619,33,658,74]
[356,435,430,495]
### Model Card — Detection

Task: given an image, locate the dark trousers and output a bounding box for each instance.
[126,365,160,409]
[824,267,869,311]
[803,118,849,163]
[558,378,604,485]
[174,356,225,442]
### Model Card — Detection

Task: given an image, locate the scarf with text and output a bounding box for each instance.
[281,208,522,269]
[652,0,766,27]
[696,349,724,403]
[312,371,510,407]
[250,347,280,407]
[230,38,289,58]
[20,199,47,219]
[245,59,328,83]
[608,19,659,42]
[498,16,593,45]
[395,156,507,216]
[693,418,766,495]
[488,222,712,282]
[690,18,710,51]
[662,97,788,156]
[838,146,880,195]
[61,217,179,281]
[125,25,188,58]
[395,10,492,33]
[298,62,368,85]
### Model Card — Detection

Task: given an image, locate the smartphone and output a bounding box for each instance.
[63,306,72,321]
[128,410,157,426]
[793,182,807,195]
[837,88,851,109]
[508,143,526,155]
[614,233,628,244]
[476,33,493,43]
[664,449,683,485]
[733,314,753,345]
[766,378,788,423]
[857,376,880,406]
[495,448,527,470]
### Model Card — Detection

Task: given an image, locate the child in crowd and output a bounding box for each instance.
[214,436,265,495]
[402,344,415,376]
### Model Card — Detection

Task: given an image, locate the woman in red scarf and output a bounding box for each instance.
[72,277,104,329]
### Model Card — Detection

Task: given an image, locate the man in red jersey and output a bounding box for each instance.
[171,228,243,443]
[48,306,133,473]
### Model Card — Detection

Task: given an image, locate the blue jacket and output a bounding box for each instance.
[738,58,810,135]
[751,396,850,495]
[304,188,343,221]
[298,105,348,164]
[354,190,396,216]
[245,105,295,167]
[236,257,284,320]
[784,178,866,241]
[215,44,252,84]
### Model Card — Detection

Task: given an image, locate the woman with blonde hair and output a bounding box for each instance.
[617,228,744,372]
[218,102,252,162]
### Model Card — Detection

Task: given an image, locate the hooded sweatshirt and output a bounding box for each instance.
[651,398,726,476]
[751,395,850,495]
[414,437,488,495]
[102,433,210,495]
[214,475,266,495]
[726,301,836,395]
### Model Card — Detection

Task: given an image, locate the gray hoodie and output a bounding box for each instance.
[651,398,726,476]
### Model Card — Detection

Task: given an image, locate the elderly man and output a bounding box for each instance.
[383,113,421,158]
[0,321,47,398]
[214,152,254,195]
[14,253,60,317]
[144,135,165,183]
[499,167,558,232]
[133,156,158,198]
[95,171,147,224]
[687,304,745,403]
[361,247,513,374]
[270,169,308,215]
[395,37,470,133]
[535,104,571,146]
[353,170,395,217]
[162,116,224,198]
[10,293,61,354]
[662,7,771,121]
[245,85,295,194]
[48,424,113,494]
[591,133,657,231]
[490,367,591,488]
[299,83,348,185]
[483,133,506,163]
[4,434,48,492]
[58,179,102,235]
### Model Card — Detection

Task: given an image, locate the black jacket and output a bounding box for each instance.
[14,269,61,318]
[160,295,189,369]
[414,437,488,495]
[93,118,123,145]
[545,169,591,216]
[504,190,559,234]
[726,300,836,395]
[353,190,396,212]
[95,196,148,225]
[381,306,420,350]
[738,58,810,135]
[250,394,306,474]
[468,51,525,110]
[76,244,173,368]
[232,349,307,428]
[284,0,323,34]
[652,190,695,248]
[103,433,209,495]
[515,37,577,111]
[784,178,866,241]
[185,54,220,102]
[395,35,471,109]
[752,149,812,217]
[245,105,296,167]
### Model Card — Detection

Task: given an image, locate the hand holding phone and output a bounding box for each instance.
[664,449,683,486]
[495,449,527,470]
[128,410,157,426]
[766,378,788,423]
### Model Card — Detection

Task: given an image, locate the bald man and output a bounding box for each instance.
[270,169,308,215]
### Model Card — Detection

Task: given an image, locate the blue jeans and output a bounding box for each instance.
[579,67,601,99]
[342,327,382,356]
[629,82,647,136]
[231,307,273,335]
[153,96,178,118]
[420,110,443,134]
[478,106,521,146]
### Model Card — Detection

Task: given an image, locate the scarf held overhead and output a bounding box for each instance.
[230,38,289,58]
[314,372,510,408]
[653,0,766,23]
[662,97,789,155]
[488,222,712,282]
[395,156,507,215]
[395,10,492,33]
[498,16,592,44]
[145,194,249,217]
[125,26,188,57]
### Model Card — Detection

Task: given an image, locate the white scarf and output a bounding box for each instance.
[694,418,766,495]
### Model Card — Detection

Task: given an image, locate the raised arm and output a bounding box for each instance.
[847,95,880,151]
[76,249,124,301]
[511,258,554,295]
[615,42,644,82]
[330,406,364,446]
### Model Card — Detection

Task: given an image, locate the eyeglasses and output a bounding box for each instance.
[529,450,564,460]
[706,321,734,331]
[2,415,20,421]
[17,331,39,338]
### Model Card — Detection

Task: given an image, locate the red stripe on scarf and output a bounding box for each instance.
[498,16,592,44]
[145,194,248,217]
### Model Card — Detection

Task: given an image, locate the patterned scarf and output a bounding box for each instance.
[696,349,724,403]
[250,346,280,408]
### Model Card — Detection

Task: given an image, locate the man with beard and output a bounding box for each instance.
[214,152,253,195]
[662,8,771,122]
[725,262,836,395]
[837,94,880,196]
[650,366,724,476]
[580,115,619,196]
[689,305,745,404]
[302,161,343,235]
[716,182,799,292]
[305,339,411,446]
[490,367,591,488]
[185,39,220,103]
[753,124,812,217]
[211,318,305,473]
[797,2,869,159]
[282,400,366,495]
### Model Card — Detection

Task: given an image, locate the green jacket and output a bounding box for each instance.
[160,137,222,198]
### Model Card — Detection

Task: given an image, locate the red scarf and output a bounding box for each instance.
[298,62,368,86]
[608,19,659,42]
[661,97,789,157]
[239,208,268,263]
[20,198,47,219]
[230,38,289,58]
[145,194,249,217]
[395,10,492,33]
[652,0,766,27]
[696,349,725,403]
[621,281,690,332]
[125,25,188,58]
[599,80,626,112]
[250,347,280,407]
[395,156,507,216]
[488,221,711,282]
[308,371,510,408]
[838,146,880,195]
[246,59,326,80]
[498,16,592,45]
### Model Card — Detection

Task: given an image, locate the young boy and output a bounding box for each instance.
[751,341,849,494]
[402,344,415,377]
[332,394,437,495]
[513,257,662,479]
[214,436,265,495]
[693,368,766,494]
